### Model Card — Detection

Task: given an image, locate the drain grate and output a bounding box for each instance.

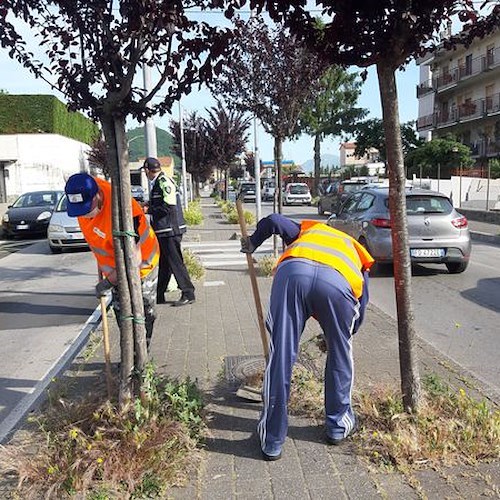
[224,355,266,383]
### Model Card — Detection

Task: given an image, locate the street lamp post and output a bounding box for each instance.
[179,101,188,209]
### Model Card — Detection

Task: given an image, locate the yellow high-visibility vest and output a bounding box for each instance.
[276,220,374,299]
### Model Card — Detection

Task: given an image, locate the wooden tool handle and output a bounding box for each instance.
[236,198,269,362]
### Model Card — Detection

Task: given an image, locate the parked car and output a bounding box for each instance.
[47,194,89,253]
[283,183,312,206]
[262,179,276,201]
[327,187,471,273]
[131,184,146,202]
[2,190,64,238]
[318,179,368,215]
[238,181,257,202]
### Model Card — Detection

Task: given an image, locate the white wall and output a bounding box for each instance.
[0,134,90,199]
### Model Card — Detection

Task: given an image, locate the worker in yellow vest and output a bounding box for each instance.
[240,213,374,461]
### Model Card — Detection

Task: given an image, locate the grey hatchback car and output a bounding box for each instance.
[327,187,471,273]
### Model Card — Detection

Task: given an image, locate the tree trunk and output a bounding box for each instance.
[100,113,149,407]
[314,133,321,196]
[273,137,284,256]
[377,63,421,413]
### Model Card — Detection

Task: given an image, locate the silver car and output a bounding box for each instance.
[327,187,471,273]
[47,195,89,253]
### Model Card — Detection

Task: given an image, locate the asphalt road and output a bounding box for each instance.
[0,239,99,435]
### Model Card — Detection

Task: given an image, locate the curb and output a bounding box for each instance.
[470,230,500,246]
[0,299,109,444]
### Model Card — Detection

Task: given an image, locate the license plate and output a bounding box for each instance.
[410,248,444,258]
[69,232,84,239]
[16,224,29,230]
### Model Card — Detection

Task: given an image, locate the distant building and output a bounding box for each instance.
[339,142,379,168]
[416,26,500,167]
[0,94,98,203]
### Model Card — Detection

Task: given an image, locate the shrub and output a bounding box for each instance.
[1,365,206,498]
[184,201,203,226]
[183,249,205,281]
[257,255,277,277]
[225,208,255,225]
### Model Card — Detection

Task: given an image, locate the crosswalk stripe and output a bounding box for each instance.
[183,241,274,268]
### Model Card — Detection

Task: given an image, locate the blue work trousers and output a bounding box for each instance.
[258,258,361,456]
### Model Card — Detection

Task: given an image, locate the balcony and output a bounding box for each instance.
[416,81,434,98]
[432,46,500,92]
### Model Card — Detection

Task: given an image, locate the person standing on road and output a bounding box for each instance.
[65,173,160,347]
[142,157,196,307]
[240,213,374,461]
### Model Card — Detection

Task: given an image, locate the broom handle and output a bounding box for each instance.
[236,198,269,362]
[98,271,113,398]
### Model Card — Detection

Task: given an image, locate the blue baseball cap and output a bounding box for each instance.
[65,173,98,217]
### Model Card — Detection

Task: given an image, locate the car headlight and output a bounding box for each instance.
[2,213,8,223]
[37,211,52,221]
[48,224,64,232]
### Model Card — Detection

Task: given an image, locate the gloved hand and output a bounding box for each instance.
[240,236,255,254]
[95,277,114,298]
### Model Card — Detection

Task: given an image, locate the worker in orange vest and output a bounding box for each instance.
[65,173,160,348]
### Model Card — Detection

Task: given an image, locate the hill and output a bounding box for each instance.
[127,126,181,166]
[301,154,340,172]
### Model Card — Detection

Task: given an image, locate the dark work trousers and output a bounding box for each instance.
[111,265,158,349]
[157,235,195,301]
[257,258,362,457]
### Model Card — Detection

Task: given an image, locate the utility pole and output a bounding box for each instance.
[179,101,188,209]
[253,117,262,222]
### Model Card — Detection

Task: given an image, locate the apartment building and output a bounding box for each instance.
[416,27,500,167]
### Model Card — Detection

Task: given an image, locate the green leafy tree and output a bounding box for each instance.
[0,1,232,403]
[225,0,498,412]
[354,118,423,162]
[405,137,474,179]
[297,66,367,195]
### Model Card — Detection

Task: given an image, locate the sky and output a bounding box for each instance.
[0,8,420,168]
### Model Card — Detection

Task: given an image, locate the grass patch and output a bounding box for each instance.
[183,248,205,282]
[1,365,206,499]
[184,200,203,226]
[355,374,500,470]
[225,208,255,225]
[257,255,277,277]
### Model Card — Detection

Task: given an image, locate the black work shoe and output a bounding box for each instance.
[172,297,195,307]
[261,450,282,461]
[157,296,166,304]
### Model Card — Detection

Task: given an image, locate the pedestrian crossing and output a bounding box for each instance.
[183,240,275,268]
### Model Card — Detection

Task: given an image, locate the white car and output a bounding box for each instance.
[283,183,312,206]
[47,195,89,253]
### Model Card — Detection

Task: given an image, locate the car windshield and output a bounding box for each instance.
[12,192,59,208]
[56,195,68,212]
[384,195,453,214]
[342,183,366,193]
[289,185,309,194]
[241,184,255,191]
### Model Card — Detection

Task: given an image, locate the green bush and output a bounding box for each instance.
[225,208,255,225]
[184,201,203,226]
[183,249,205,281]
[257,255,277,277]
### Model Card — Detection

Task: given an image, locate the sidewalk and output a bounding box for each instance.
[7,196,500,498]
[126,197,500,498]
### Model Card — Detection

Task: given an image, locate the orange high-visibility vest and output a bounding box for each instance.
[79,177,159,279]
[276,220,374,299]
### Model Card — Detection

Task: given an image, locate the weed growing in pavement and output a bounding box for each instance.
[257,255,277,277]
[0,364,206,499]
[354,374,500,470]
[183,248,205,282]
[184,200,204,226]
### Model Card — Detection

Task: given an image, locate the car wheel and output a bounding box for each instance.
[446,261,468,274]
[49,245,63,254]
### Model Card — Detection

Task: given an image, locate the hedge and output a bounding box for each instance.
[0,94,99,145]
